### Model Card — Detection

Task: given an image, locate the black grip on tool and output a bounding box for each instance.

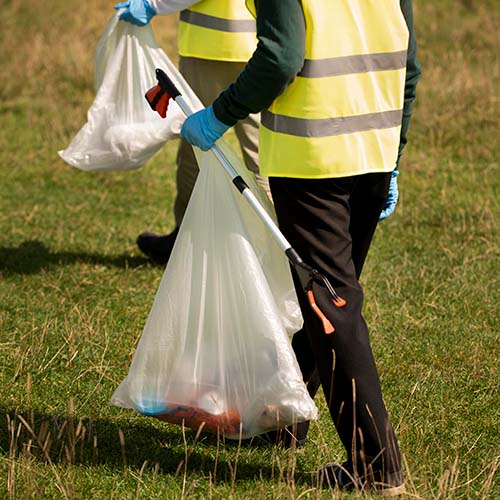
[285,248,305,269]
[232,176,248,194]
[156,68,181,99]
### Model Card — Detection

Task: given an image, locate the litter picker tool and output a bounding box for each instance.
[145,68,346,334]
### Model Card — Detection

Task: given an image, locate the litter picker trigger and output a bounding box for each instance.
[307,290,335,334]
[291,254,347,335]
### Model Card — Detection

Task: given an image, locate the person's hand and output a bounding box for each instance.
[114,0,156,26]
[180,106,231,151]
[379,170,399,221]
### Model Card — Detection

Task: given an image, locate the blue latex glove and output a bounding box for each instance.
[181,106,231,151]
[114,0,156,26]
[379,169,399,221]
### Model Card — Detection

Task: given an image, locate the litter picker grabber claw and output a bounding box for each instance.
[146,68,346,334]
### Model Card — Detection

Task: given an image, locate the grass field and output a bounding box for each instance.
[1,0,499,498]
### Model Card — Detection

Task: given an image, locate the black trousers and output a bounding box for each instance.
[270,172,401,477]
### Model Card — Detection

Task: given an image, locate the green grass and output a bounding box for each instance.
[1,0,499,498]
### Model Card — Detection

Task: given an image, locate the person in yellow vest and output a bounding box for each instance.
[114,0,269,264]
[181,0,421,496]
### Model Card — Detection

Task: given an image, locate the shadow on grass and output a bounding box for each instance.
[0,240,150,276]
[0,406,283,483]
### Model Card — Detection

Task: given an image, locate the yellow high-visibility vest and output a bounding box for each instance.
[178,0,257,62]
[247,0,409,178]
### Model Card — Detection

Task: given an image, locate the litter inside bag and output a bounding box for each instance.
[58,14,200,172]
[111,141,317,439]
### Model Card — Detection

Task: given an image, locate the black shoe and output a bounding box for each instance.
[136,228,179,265]
[317,462,405,497]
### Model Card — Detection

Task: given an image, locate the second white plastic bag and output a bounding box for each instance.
[59,14,199,172]
[111,140,317,439]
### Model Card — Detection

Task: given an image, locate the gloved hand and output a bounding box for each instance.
[379,169,399,221]
[181,106,231,151]
[114,0,156,26]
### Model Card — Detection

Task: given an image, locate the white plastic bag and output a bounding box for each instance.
[111,140,317,439]
[59,14,199,172]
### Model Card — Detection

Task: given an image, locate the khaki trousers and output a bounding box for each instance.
[173,56,269,225]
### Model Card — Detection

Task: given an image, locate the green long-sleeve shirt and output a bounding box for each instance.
[213,0,421,166]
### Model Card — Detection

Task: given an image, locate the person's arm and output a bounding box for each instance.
[212,0,306,125]
[147,0,199,16]
[380,0,421,221]
[398,0,422,166]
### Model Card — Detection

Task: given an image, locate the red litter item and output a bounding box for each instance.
[154,405,242,435]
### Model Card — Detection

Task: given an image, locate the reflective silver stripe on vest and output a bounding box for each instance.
[261,109,403,138]
[299,50,407,78]
[180,10,256,33]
